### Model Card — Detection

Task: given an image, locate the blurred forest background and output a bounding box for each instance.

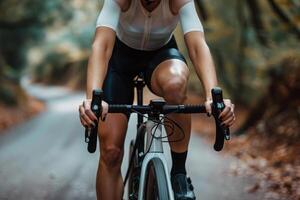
[0,0,299,199]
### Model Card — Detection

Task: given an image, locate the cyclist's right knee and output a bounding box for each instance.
[98,114,128,169]
[101,145,123,169]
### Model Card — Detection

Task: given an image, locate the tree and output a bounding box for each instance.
[0,0,73,105]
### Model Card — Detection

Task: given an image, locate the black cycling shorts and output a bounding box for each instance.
[103,36,186,118]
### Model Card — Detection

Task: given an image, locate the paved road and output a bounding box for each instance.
[0,82,263,200]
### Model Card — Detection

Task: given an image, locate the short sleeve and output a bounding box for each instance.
[96,0,121,31]
[179,1,204,35]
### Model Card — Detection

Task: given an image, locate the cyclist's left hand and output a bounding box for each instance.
[205,99,235,127]
[219,99,235,127]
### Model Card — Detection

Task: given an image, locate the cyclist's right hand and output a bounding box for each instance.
[79,99,109,128]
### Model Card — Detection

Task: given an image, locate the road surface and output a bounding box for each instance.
[0,82,263,200]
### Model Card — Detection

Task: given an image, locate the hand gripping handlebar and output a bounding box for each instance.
[84,87,230,153]
[85,90,103,153]
[211,88,230,151]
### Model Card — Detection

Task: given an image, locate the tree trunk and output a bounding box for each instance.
[245,0,269,46]
[267,0,300,39]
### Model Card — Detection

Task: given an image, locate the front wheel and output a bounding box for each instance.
[144,158,170,200]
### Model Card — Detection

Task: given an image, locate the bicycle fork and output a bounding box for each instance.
[137,120,175,200]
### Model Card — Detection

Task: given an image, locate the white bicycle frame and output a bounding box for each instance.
[137,120,175,200]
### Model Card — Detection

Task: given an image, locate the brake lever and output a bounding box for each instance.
[211,87,230,151]
[85,89,103,153]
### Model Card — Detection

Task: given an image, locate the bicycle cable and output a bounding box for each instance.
[124,109,187,186]
[130,109,186,155]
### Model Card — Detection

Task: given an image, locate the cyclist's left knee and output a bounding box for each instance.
[162,76,188,104]
[151,59,189,103]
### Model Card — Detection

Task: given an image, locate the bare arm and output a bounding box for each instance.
[86,27,116,99]
[86,0,123,99]
[79,0,122,127]
[177,0,235,126]
[176,0,215,98]
[185,32,217,100]
[185,32,235,126]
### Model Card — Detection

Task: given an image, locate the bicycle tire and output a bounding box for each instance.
[128,139,139,199]
[144,158,170,200]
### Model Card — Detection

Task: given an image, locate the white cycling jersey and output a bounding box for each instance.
[96,0,203,51]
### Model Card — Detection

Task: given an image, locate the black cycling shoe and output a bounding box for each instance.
[171,174,196,200]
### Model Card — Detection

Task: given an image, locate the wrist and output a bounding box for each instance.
[205,86,217,101]
[205,95,212,102]
[86,87,102,100]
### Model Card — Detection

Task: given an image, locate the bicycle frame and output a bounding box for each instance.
[135,74,146,165]
[85,75,230,199]
[137,120,175,200]
[132,74,174,199]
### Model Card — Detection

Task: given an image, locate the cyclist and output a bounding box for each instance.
[79,0,235,199]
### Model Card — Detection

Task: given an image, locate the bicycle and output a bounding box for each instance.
[84,74,230,200]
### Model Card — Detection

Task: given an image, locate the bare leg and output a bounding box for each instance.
[96,114,128,200]
[150,59,191,152]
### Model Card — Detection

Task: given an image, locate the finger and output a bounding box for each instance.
[101,114,107,121]
[80,106,95,128]
[221,116,235,127]
[205,101,212,116]
[227,116,236,127]
[101,110,108,120]
[79,105,87,126]
[101,113,107,121]
[101,102,109,120]
[219,106,230,119]
[82,100,98,123]
[85,109,98,122]
[228,117,235,126]
[79,114,89,127]
[220,109,234,121]
[79,117,88,127]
